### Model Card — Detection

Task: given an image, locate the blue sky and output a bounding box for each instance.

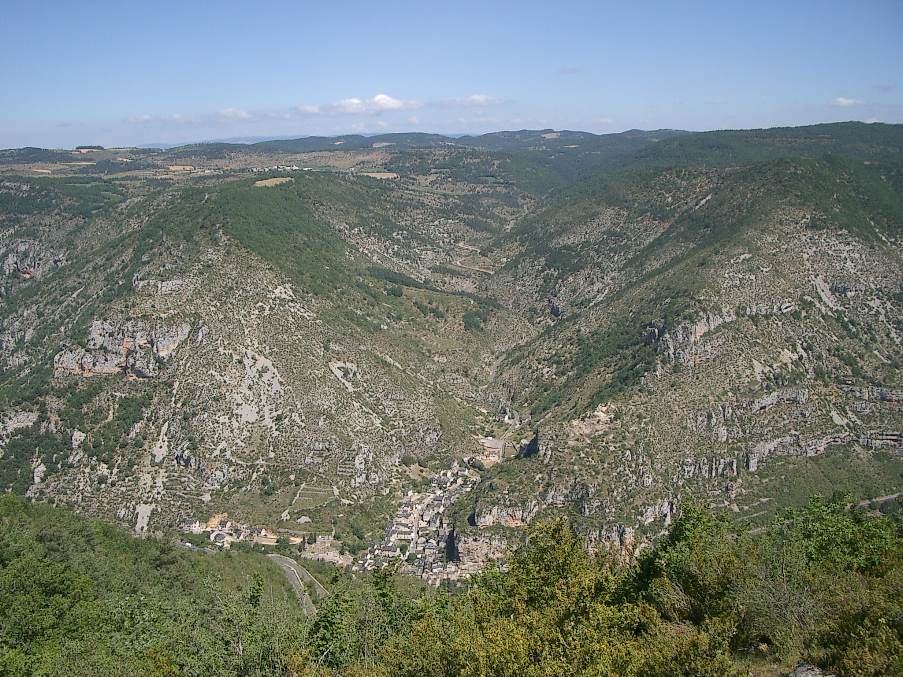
[1,0,901,148]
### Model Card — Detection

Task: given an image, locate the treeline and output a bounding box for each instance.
[1,495,900,675]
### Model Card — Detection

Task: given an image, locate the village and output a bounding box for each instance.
[353,461,480,584]
[354,435,516,585]
[180,437,514,584]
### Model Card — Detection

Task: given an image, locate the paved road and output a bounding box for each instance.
[853,492,902,509]
[451,242,496,275]
[267,554,329,614]
[177,542,217,555]
[747,491,902,535]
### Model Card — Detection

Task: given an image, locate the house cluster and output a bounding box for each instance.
[180,512,300,549]
[354,462,481,585]
[251,165,311,172]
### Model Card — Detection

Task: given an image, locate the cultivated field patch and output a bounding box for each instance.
[254,177,295,187]
[359,171,398,180]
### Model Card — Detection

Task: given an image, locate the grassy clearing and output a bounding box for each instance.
[254,177,295,187]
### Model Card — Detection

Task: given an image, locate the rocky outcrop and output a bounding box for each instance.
[659,302,797,366]
[132,272,186,295]
[54,319,190,378]
[791,662,834,677]
[683,456,739,479]
[640,498,677,526]
[589,524,635,558]
[2,241,65,281]
[1,411,39,448]
[517,431,540,458]
[472,502,540,528]
[751,388,808,413]
[845,385,903,403]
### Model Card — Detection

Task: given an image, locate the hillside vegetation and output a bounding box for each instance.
[1,495,899,675]
[0,495,303,675]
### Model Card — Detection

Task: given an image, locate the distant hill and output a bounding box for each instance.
[632,121,903,166]
[157,128,688,159]
[0,147,78,164]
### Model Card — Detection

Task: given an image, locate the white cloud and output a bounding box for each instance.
[297,104,320,114]
[594,116,615,125]
[333,98,366,114]
[832,96,864,107]
[328,94,420,115]
[371,93,405,110]
[406,115,419,125]
[219,108,251,120]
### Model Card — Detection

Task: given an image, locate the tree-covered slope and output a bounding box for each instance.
[0,495,304,675]
[632,121,903,167]
[3,493,899,676]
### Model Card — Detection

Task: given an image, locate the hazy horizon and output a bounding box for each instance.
[5,120,900,152]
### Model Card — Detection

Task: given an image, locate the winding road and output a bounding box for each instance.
[267,553,328,615]
[449,242,496,275]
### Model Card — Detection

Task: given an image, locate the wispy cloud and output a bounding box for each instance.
[127,113,195,124]
[331,98,367,114]
[121,92,504,140]
[441,94,499,107]
[557,66,581,76]
[294,93,500,117]
[218,107,251,120]
[873,84,894,93]
[594,116,615,125]
[832,96,864,107]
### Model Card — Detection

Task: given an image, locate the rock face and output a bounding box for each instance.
[472,503,540,528]
[751,388,809,413]
[54,320,190,378]
[660,303,799,366]
[1,412,39,448]
[518,431,540,458]
[2,240,64,281]
[791,662,834,677]
[591,524,637,561]
[444,528,460,562]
